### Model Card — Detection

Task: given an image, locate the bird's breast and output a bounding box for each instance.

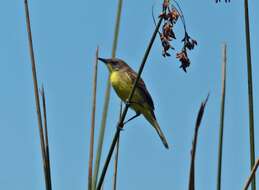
[110,71,122,85]
[110,71,132,101]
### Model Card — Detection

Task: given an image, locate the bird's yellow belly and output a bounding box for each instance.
[110,71,147,114]
[110,71,132,101]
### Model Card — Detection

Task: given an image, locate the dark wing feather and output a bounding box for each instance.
[125,67,155,110]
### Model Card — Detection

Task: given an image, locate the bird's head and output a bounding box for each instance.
[98,57,126,72]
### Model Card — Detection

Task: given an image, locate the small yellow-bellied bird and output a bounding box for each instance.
[98,57,169,149]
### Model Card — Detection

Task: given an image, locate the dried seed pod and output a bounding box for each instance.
[168,9,180,23]
[156,0,197,72]
[182,34,198,50]
[176,50,190,72]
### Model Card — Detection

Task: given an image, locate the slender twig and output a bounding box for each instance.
[40,86,52,190]
[244,1,256,190]
[88,47,99,190]
[216,44,227,190]
[24,1,51,190]
[112,135,120,190]
[188,94,209,190]
[92,0,123,189]
[112,102,122,190]
[96,16,163,190]
[244,159,259,190]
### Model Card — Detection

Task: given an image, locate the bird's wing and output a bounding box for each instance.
[125,67,155,110]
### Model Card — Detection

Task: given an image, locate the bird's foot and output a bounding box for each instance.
[117,123,124,131]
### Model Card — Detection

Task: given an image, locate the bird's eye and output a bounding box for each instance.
[111,61,116,65]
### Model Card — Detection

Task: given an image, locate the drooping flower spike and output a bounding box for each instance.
[154,0,197,72]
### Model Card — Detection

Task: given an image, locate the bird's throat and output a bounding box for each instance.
[110,71,132,102]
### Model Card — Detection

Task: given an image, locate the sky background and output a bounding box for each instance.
[0,0,259,189]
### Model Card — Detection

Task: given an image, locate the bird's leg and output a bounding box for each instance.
[123,112,141,125]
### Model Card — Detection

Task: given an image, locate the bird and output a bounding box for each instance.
[98,57,169,149]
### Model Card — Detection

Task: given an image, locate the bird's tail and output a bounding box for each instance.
[144,111,169,149]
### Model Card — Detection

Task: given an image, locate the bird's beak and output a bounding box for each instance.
[98,57,108,64]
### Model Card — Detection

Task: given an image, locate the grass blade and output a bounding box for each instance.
[40,86,52,190]
[188,94,209,190]
[244,1,256,190]
[24,1,51,189]
[92,75,111,190]
[88,47,99,190]
[244,159,259,190]
[92,0,123,189]
[216,44,227,190]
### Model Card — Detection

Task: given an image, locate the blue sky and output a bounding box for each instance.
[0,0,259,189]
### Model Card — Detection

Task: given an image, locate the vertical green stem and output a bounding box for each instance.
[40,87,52,190]
[112,102,122,190]
[24,1,51,190]
[112,136,120,190]
[216,44,227,190]
[88,47,99,190]
[92,0,123,189]
[244,1,256,190]
[111,0,123,58]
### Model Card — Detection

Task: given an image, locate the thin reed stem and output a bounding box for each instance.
[92,0,123,189]
[188,94,209,190]
[40,86,52,190]
[112,136,120,190]
[244,159,259,190]
[216,44,227,190]
[112,102,123,190]
[24,1,51,189]
[244,1,256,190]
[96,16,163,190]
[88,47,99,190]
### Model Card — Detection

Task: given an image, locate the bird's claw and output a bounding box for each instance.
[117,123,124,131]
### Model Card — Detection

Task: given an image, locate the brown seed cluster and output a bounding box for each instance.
[158,0,197,72]
[159,3,179,57]
[177,33,197,72]
[176,50,190,73]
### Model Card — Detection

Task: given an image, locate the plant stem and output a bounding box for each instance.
[92,0,123,189]
[112,135,120,190]
[188,94,209,190]
[88,47,99,190]
[244,1,256,190]
[244,159,259,190]
[41,86,52,190]
[112,102,122,190]
[216,44,227,190]
[96,16,163,190]
[24,1,51,190]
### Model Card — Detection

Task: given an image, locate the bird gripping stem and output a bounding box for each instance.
[96,16,163,190]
